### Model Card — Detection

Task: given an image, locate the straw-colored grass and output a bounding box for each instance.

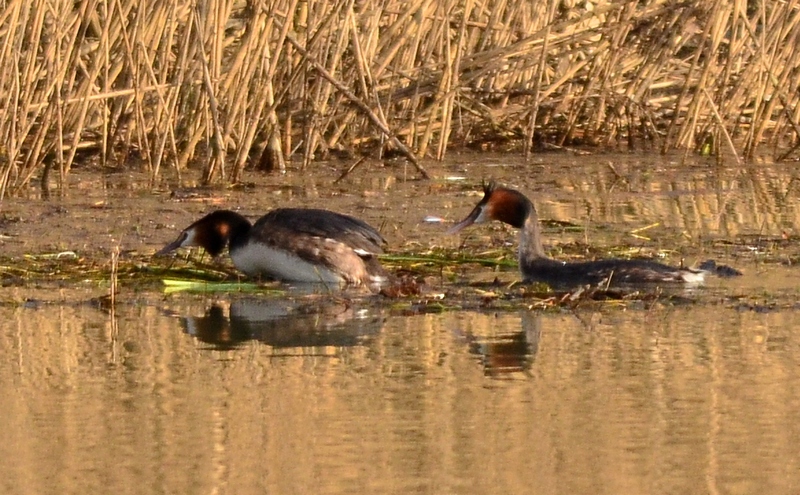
[1,0,799,196]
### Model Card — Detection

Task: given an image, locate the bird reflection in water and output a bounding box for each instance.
[179,298,383,350]
[464,312,542,377]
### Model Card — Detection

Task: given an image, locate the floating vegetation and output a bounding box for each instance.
[0,236,794,312]
[161,279,282,295]
[380,252,518,271]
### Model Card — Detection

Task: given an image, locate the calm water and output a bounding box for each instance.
[2,153,800,494]
[2,299,800,494]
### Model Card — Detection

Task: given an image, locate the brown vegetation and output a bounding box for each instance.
[1,0,799,196]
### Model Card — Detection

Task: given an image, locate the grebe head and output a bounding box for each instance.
[157,210,250,257]
[448,181,532,233]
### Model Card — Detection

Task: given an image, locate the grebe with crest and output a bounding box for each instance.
[449,182,741,288]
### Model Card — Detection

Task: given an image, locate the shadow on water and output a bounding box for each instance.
[176,297,384,350]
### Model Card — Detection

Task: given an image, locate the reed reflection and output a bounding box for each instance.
[178,298,383,350]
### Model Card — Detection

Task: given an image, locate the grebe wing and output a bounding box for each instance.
[252,208,386,254]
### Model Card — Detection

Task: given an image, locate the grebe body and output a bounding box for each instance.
[449,182,739,288]
[158,208,388,287]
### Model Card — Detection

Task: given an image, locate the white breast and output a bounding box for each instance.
[230,243,345,284]
[679,270,706,284]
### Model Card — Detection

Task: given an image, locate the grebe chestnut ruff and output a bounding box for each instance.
[157,209,388,287]
[449,182,741,288]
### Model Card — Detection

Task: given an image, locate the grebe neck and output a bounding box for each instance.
[518,205,548,263]
[226,217,252,251]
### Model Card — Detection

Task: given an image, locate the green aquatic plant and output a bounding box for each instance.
[161,279,283,295]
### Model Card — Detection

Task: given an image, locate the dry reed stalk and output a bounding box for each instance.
[303,0,353,167]
[744,2,800,157]
[110,243,120,309]
[524,1,557,158]
[193,5,227,183]
[702,88,740,164]
[277,18,428,177]
[417,1,449,159]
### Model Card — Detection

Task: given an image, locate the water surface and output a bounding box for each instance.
[2,153,800,494]
[2,299,799,494]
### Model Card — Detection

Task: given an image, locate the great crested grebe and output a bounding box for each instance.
[157,208,388,287]
[449,182,741,288]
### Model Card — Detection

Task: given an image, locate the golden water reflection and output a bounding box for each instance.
[1,301,799,494]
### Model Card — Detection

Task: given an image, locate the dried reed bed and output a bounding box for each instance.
[1,0,799,196]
